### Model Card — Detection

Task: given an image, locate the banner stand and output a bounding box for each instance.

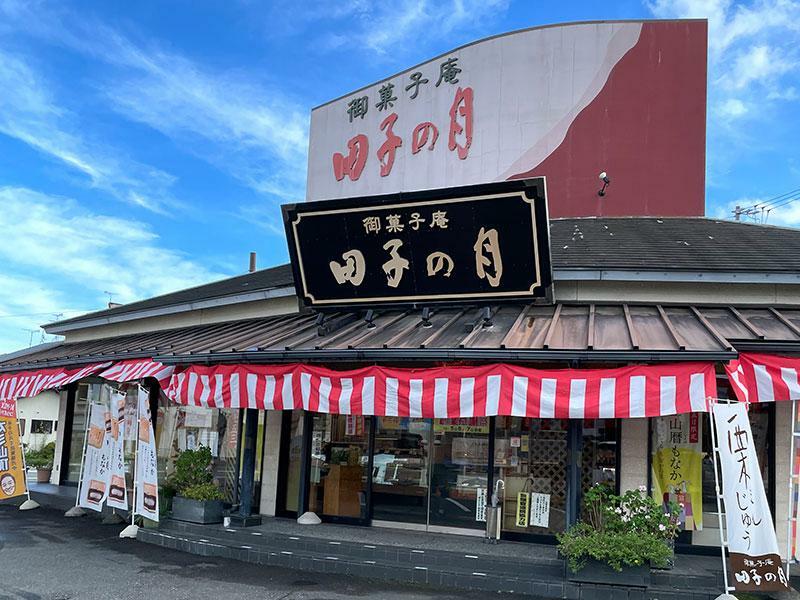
[785,399,798,579]
[708,398,738,600]
[119,387,142,539]
[65,401,95,518]
[18,440,40,511]
[102,509,126,525]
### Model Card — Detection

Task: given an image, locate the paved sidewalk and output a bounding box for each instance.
[0,504,519,600]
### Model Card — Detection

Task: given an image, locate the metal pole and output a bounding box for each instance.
[785,400,797,578]
[709,399,735,596]
[238,408,258,518]
[73,400,94,507]
[130,389,141,526]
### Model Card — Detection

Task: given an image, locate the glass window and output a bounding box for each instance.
[31,420,53,434]
[493,417,569,536]
[155,403,241,504]
[281,411,305,514]
[580,419,618,494]
[66,383,108,484]
[650,405,772,547]
[308,414,370,520]
[372,417,431,525]
[429,418,490,530]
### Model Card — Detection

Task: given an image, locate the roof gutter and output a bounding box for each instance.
[555,269,800,284]
[44,286,296,335]
[155,348,737,365]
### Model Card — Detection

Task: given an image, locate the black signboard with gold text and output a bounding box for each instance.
[282,179,552,308]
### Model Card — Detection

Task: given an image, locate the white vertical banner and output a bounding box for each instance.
[78,402,112,512]
[475,487,487,522]
[134,387,159,522]
[106,392,128,511]
[712,402,789,592]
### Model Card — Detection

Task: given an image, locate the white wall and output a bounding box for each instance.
[259,410,283,516]
[17,390,59,451]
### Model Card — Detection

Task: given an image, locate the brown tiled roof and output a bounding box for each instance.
[550,217,800,272]
[8,304,800,372]
[45,218,800,331]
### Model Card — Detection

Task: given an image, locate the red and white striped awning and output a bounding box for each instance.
[0,362,111,402]
[0,359,174,401]
[725,353,800,404]
[98,360,174,388]
[166,362,717,419]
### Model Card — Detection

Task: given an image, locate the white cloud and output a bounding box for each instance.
[0,186,226,326]
[310,0,510,56]
[649,1,800,108]
[0,3,310,214]
[717,97,748,117]
[722,44,796,89]
[0,50,181,215]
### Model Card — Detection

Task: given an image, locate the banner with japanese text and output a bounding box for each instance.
[135,387,159,521]
[651,413,703,530]
[78,402,113,512]
[0,399,26,500]
[106,391,128,511]
[712,402,788,592]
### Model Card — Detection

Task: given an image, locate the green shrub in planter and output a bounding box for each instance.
[167,446,225,524]
[558,484,680,574]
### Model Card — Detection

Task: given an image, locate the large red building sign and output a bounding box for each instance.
[307,20,708,218]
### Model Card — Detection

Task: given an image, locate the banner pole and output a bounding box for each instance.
[785,399,797,578]
[65,399,94,517]
[708,398,735,598]
[120,386,141,538]
[18,399,40,511]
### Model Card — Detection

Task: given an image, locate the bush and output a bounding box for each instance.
[557,484,680,572]
[25,441,56,470]
[167,446,224,502]
[182,482,225,501]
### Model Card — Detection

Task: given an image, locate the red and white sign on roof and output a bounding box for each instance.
[307,20,707,218]
[166,361,716,418]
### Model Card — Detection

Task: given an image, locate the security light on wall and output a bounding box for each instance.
[598,171,611,197]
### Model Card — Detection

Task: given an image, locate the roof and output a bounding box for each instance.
[47,263,294,330]
[550,217,800,272]
[9,303,800,372]
[44,217,800,331]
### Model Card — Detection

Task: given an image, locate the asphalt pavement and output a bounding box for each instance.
[0,503,509,600]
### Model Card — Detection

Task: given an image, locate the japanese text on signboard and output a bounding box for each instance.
[283,180,551,307]
[335,57,473,183]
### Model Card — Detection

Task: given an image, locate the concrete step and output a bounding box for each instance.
[157,518,564,579]
[138,519,725,599]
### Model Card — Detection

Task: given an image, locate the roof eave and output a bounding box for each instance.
[44,286,297,335]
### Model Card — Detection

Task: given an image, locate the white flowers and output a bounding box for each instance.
[658,524,666,531]
[615,507,622,514]
[638,485,647,493]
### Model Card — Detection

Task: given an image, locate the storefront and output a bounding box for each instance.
[273,412,617,540]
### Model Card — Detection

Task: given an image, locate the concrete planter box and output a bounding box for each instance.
[36,468,52,483]
[566,559,651,588]
[171,496,224,524]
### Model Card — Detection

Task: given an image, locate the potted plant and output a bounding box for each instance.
[557,484,680,587]
[168,446,225,524]
[25,442,55,483]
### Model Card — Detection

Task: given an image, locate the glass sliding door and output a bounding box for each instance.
[493,417,569,536]
[428,418,490,530]
[371,417,431,525]
[308,414,370,522]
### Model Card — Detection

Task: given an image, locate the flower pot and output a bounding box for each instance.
[566,558,651,587]
[652,538,676,570]
[36,468,52,483]
[171,495,224,524]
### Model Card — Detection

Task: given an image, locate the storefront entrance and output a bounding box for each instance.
[282,413,619,539]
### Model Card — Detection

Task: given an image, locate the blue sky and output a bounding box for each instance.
[0,0,798,353]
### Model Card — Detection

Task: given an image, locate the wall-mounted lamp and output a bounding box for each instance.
[598,171,611,197]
